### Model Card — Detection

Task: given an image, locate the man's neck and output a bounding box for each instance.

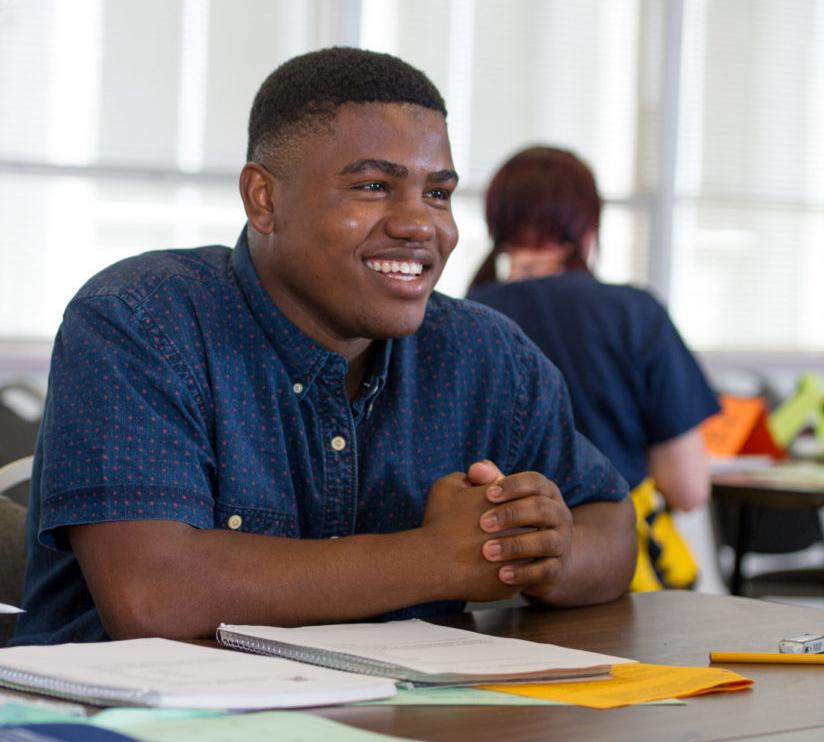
[345,346,372,403]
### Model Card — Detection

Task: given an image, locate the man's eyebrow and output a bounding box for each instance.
[338,159,408,178]
[429,169,459,185]
[337,159,459,185]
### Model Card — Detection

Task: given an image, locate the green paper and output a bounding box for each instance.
[358,686,683,707]
[115,711,417,742]
[359,686,566,705]
[0,701,85,726]
[91,706,224,730]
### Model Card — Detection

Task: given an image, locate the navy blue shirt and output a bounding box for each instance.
[14,234,628,645]
[469,273,720,490]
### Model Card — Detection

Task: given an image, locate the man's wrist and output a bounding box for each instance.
[411,525,456,602]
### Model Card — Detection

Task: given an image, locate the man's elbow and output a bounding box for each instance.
[69,521,210,640]
[97,577,202,641]
[615,496,638,596]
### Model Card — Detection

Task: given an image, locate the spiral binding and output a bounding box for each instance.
[0,666,154,707]
[216,630,418,681]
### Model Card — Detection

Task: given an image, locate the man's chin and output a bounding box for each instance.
[361,308,427,340]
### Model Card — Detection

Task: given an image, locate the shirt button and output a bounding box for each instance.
[330,435,346,452]
[293,382,304,394]
[227,514,243,530]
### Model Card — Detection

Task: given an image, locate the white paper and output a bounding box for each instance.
[709,455,774,474]
[221,619,635,679]
[0,638,395,709]
[0,602,24,614]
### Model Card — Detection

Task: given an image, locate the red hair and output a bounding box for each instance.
[469,146,601,289]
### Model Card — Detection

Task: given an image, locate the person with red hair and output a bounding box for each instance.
[468,146,720,591]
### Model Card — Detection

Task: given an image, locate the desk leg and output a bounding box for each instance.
[731,503,751,596]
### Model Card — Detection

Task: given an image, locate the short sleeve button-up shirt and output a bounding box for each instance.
[14,231,628,645]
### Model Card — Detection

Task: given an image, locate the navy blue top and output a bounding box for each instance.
[14,233,627,645]
[468,273,719,490]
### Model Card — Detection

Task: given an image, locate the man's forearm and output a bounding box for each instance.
[69,473,522,640]
[70,521,452,640]
[526,497,636,607]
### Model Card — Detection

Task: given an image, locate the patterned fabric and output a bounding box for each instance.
[13,231,628,645]
[629,478,699,592]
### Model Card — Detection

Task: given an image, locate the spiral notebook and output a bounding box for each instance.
[0,638,395,709]
[216,619,634,686]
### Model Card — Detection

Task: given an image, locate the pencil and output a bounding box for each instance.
[710,651,824,664]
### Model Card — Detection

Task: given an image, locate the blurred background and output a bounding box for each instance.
[2,0,823,366]
[1,0,824,597]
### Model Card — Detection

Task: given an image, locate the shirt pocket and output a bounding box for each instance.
[214,502,299,537]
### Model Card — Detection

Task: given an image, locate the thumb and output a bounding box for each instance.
[467,459,505,486]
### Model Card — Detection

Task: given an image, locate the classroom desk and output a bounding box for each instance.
[6,592,824,741]
[712,463,824,594]
[313,591,824,742]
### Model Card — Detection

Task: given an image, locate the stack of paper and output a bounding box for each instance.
[0,638,395,709]
[216,619,634,685]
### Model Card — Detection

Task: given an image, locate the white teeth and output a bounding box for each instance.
[366,259,424,277]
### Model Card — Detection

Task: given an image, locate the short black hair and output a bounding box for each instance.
[246,47,447,169]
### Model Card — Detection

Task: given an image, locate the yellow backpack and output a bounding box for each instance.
[629,478,699,592]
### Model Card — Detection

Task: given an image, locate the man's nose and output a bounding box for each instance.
[384,197,436,242]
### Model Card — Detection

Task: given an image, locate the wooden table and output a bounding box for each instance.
[6,592,824,741]
[712,463,824,594]
[312,591,824,742]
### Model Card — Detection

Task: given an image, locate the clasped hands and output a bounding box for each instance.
[423,460,573,603]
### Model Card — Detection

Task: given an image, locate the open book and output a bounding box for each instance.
[216,619,634,686]
[0,638,395,709]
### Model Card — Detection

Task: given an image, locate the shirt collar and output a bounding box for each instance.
[229,228,392,400]
[352,336,392,421]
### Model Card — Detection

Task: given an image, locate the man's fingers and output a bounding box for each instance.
[480,493,564,533]
[466,460,504,487]
[440,470,474,488]
[485,470,562,504]
[482,528,566,562]
[448,470,472,482]
[469,468,572,598]
[497,557,564,588]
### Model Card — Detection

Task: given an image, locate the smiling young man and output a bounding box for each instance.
[13,48,635,645]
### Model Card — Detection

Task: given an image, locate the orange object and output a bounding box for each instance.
[481,662,753,709]
[701,395,784,459]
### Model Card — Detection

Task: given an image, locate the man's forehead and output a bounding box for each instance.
[326,101,448,141]
[335,99,445,120]
[287,101,454,173]
[259,101,453,185]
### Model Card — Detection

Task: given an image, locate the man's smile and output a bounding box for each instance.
[365,258,425,281]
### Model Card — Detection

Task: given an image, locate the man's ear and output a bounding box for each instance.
[239,163,278,235]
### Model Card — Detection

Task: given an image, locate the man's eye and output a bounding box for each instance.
[426,188,452,201]
[359,182,386,192]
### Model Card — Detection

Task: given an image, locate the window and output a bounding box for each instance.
[1,0,821,356]
[671,0,824,351]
